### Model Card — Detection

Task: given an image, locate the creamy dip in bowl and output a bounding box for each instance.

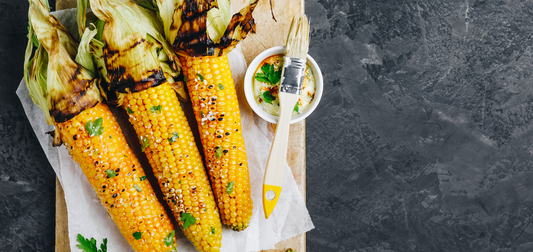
[244,46,323,124]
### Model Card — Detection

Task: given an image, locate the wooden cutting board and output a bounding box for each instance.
[54,1,306,252]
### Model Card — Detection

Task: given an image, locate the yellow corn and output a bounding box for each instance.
[57,102,176,252]
[122,83,222,252]
[179,54,253,231]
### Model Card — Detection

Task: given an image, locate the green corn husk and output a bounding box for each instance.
[25,0,103,145]
[86,0,185,102]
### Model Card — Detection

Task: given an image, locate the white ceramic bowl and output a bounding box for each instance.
[244,46,323,124]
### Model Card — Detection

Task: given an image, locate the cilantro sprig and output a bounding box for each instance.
[105,169,116,178]
[215,147,223,159]
[227,181,235,194]
[150,105,162,114]
[76,234,107,252]
[133,231,142,240]
[181,212,197,230]
[85,118,104,137]
[255,63,282,85]
[197,73,205,82]
[262,91,276,104]
[169,132,179,143]
[163,230,175,247]
[140,136,150,152]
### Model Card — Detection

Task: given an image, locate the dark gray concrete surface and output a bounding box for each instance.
[4,0,533,251]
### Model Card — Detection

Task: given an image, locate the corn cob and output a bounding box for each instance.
[58,103,177,252]
[157,0,259,230]
[88,0,222,250]
[180,54,253,230]
[25,1,177,251]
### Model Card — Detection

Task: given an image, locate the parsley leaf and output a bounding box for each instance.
[100,238,107,252]
[163,230,175,246]
[197,73,205,82]
[105,169,116,178]
[133,231,142,240]
[215,147,223,159]
[169,132,179,143]
[227,181,235,194]
[218,83,224,90]
[76,234,107,252]
[262,91,276,104]
[85,118,104,137]
[180,212,196,230]
[294,102,300,113]
[254,75,270,84]
[133,184,142,192]
[211,226,215,234]
[140,176,147,181]
[201,110,205,118]
[183,75,188,83]
[255,63,282,85]
[150,105,162,114]
[140,136,150,152]
[126,107,134,114]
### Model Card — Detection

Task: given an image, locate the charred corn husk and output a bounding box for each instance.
[158,0,258,231]
[88,0,222,250]
[25,1,177,251]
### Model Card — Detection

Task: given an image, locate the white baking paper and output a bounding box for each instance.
[16,8,313,252]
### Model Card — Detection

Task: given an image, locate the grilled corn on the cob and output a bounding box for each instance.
[158,0,258,231]
[24,1,177,251]
[180,54,253,230]
[88,0,222,250]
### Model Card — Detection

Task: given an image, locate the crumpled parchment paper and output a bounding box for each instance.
[16,8,313,252]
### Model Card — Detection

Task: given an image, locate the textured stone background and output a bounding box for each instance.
[4,0,533,251]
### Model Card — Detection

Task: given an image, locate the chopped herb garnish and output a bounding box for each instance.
[124,155,128,158]
[140,176,147,181]
[163,231,175,246]
[105,169,116,178]
[201,111,205,118]
[255,63,282,85]
[126,107,134,114]
[109,135,112,139]
[262,91,275,104]
[169,132,179,143]
[197,73,205,82]
[140,136,150,152]
[294,102,300,113]
[133,231,142,240]
[133,184,142,192]
[150,105,162,114]
[76,234,107,252]
[227,181,235,194]
[211,226,215,234]
[180,212,196,230]
[218,83,224,90]
[183,75,188,83]
[215,147,223,159]
[85,118,104,137]
[203,208,207,212]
